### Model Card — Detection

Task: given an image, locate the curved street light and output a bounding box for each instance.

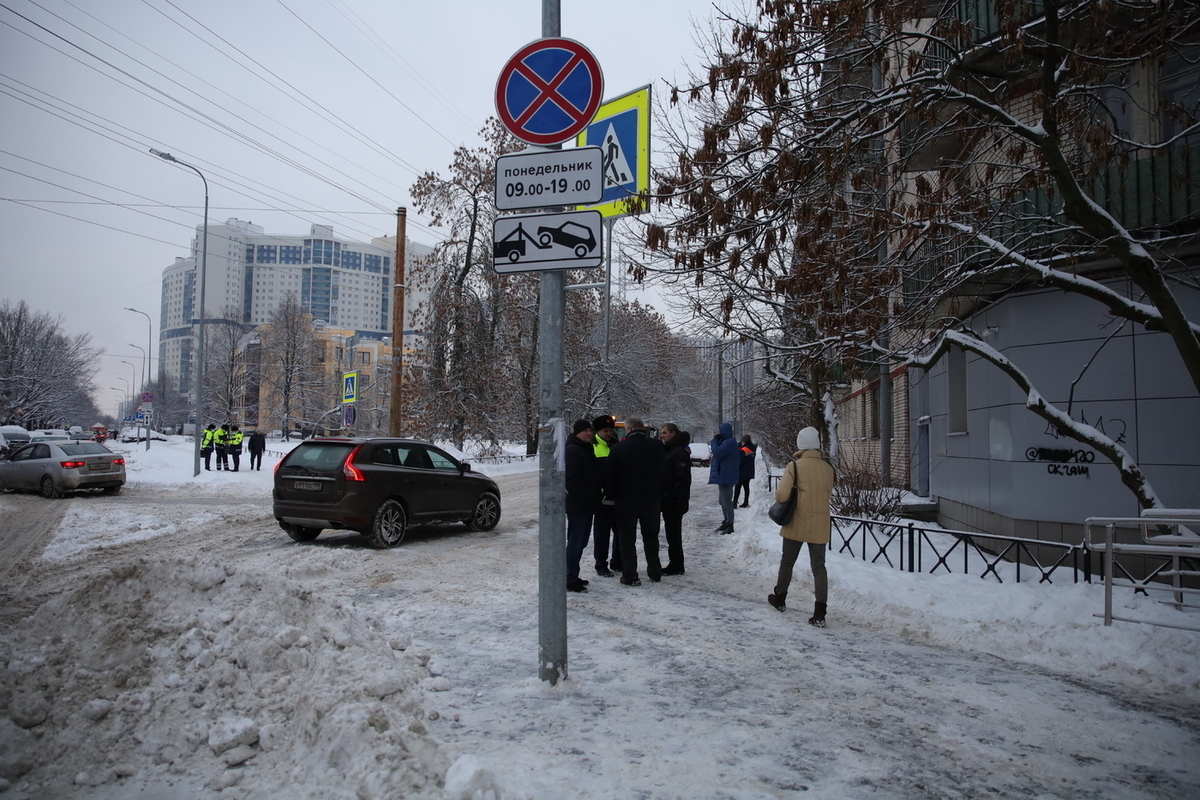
[150,148,208,477]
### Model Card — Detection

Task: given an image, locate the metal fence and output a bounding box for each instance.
[832,515,1088,584]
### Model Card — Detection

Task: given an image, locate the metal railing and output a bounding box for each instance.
[1085,512,1200,632]
[832,515,1087,584]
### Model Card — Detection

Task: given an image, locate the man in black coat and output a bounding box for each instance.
[247,430,267,470]
[564,419,600,593]
[608,416,665,586]
[659,424,692,575]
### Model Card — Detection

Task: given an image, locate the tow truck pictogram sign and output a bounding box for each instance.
[492,210,603,274]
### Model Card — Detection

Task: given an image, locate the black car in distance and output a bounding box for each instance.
[273,437,502,548]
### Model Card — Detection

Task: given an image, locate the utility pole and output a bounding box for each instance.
[390,207,408,437]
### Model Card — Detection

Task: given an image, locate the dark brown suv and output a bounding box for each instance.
[273,437,502,548]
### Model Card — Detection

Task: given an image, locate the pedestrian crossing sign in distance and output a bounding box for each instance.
[574,85,651,219]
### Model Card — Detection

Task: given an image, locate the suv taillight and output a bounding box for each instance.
[60,460,86,469]
[343,445,366,481]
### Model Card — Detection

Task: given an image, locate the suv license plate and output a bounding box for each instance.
[293,480,322,492]
[88,463,110,471]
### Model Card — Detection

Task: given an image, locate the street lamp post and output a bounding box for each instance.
[114,378,131,431]
[121,360,140,443]
[126,306,154,451]
[150,149,208,477]
[126,344,148,448]
[110,388,128,426]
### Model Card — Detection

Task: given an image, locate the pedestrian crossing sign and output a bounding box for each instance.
[574,85,650,219]
[343,371,358,404]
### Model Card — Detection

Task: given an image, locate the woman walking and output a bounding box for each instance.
[768,427,835,627]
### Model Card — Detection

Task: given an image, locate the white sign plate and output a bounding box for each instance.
[493,210,603,273]
[495,147,604,211]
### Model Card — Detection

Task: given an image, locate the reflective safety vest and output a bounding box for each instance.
[216,427,230,446]
[228,430,244,448]
[202,428,216,447]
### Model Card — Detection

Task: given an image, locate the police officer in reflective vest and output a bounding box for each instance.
[228,426,245,472]
[201,424,217,471]
[215,424,231,470]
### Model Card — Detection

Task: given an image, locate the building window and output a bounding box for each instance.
[256,245,277,263]
[948,345,967,434]
[358,351,371,366]
[864,387,880,439]
[280,246,302,264]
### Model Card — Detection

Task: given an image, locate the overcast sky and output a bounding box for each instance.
[0,0,721,419]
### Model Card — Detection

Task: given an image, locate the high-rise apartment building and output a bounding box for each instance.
[158,219,430,395]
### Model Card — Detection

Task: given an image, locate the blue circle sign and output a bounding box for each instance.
[495,38,603,146]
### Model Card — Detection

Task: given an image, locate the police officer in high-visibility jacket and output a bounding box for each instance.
[228,425,245,472]
[201,424,217,471]
[215,424,231,470]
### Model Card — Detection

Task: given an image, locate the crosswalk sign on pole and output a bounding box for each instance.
[343,371,358,404]
[574,85,651,219]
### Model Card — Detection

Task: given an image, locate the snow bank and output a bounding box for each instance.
[0,556,448,798]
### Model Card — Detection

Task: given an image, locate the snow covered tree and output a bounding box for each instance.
[409,119,527,450]
[648,0,1200,508]
[204,305,250,426]
[0,300,100,428]
[257,294,321,440]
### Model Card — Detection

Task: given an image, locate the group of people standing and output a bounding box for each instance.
[565,415,693,590]
[565,415,835,629]
[200,424,267,471]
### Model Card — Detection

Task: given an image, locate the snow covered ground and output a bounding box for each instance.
[1,436,1197,799]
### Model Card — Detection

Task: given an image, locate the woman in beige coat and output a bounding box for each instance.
[768,427,835,626]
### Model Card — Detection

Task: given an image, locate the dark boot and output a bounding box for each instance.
[767,588,786,611]
[808,601,827,628]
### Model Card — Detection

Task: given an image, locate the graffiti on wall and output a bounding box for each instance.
[1026,410,1127,479]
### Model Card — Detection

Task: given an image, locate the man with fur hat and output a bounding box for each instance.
[768,426,836,627]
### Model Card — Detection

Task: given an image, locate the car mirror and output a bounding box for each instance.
[459,461,471,473]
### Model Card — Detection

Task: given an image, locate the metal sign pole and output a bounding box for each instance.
[537,0,567,686]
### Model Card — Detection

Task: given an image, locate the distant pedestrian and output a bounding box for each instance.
[201,424,217,471]
[248,430,266,470]
[609,417,665,586]
[591,414,622,577]
[659,423,692,575]
[564,419,601,593]
[768,426,836,627]
[708,422,740,533]
[734,435,757,507]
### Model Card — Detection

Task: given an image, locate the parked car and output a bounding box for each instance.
[29,432,72,444]
[120,428,168,443]
[688,441,712,468]
[273,437,502,548]
[0,425,31,446]
[0,441,125,498]
[70,431,97,441]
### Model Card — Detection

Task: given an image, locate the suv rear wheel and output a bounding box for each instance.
[365,499,407,549]
[466,492,501,532]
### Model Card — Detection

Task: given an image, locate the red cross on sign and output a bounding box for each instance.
[495,38,604,146]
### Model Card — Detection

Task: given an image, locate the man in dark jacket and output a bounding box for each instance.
[564,419,601,593]
[659,424,692,575]
[608,417,665,586]
[247,430,267,470]
[709,422,740,533]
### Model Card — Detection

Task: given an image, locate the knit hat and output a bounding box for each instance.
[795,427,821,451]
[592,415,616,432]
[573,419,593,435]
